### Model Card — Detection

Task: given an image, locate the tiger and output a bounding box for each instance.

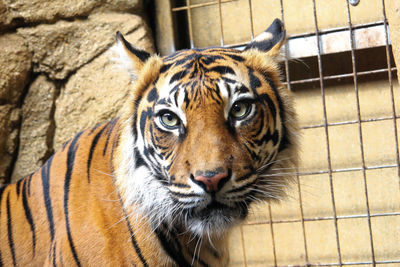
[0,18,298,266]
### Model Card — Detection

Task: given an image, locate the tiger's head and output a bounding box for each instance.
[114,19,298,236]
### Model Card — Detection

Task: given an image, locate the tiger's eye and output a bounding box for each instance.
[160,112,180,128]
[230,102,251,119]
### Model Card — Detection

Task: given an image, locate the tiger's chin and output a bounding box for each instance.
[181,200,249,237]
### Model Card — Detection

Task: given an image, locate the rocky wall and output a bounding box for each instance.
[0,0,155,184]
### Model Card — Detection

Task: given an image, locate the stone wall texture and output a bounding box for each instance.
[0,0,154,183]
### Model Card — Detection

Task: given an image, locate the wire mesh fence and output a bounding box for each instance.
[156,0,400,265]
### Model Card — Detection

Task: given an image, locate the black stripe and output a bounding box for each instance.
[134,151,147,168]
[27,173,33,196]
[183,90,190,109]
[235,171,254,182]
[160,63,172,73]
[147,87,159,103]
[87,124,108,183]
[109,133,119,175]
[173,89,179,107]
[253,127,273,147]
[52,242,57,267]
[209,65,235,75]
[221,77,237,84]
[120,201,148,267]
[252,110,265,138]
[6,193,16,267]
[201,55,224,65]
[89,122,104,135]
[260,72,290,152]
[103,118,118,156]
[155,227,191,267]
[259,94,277,127]
[271,129,279,145]
[41,156,55,241]
[225,183,253,194]
[155,98,168,106]
[169,70,187,84]
[170,53,198,67]
[235,85,250,94]
[170,183,190,189]
[248,68,261,94]
[225,83,232,98]
[64,132,83,267]
[15,179,23,198]
[140,109,152,136]
[243,143,261,162]
[22,179,36,256]
[0,185,5,208]
[225,54,245,62]
[62,139,71,152]
[0,185,6,267]
[132,89,143,137]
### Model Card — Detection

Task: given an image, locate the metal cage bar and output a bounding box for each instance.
[268,204,278,266]
[245,211,400,226]
[345,1,376,263]
[239,226,248,267]
[171,0,235,11]
[311,0,343,265]
[185,0,195,48]
[248,0,255,40]
[217,0,225,46]
[381,0,400,188]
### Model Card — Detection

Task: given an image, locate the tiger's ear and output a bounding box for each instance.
[244,18,285,56]
[115,31,151,78]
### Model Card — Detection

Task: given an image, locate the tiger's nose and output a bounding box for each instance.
[192,171,229,192]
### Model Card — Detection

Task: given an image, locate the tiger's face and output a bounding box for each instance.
[115,20,298,236]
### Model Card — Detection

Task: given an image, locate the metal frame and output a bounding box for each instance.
[157,0,400,266]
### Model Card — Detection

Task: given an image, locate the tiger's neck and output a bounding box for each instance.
[155,223,230,267]
[122,204,230,267]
